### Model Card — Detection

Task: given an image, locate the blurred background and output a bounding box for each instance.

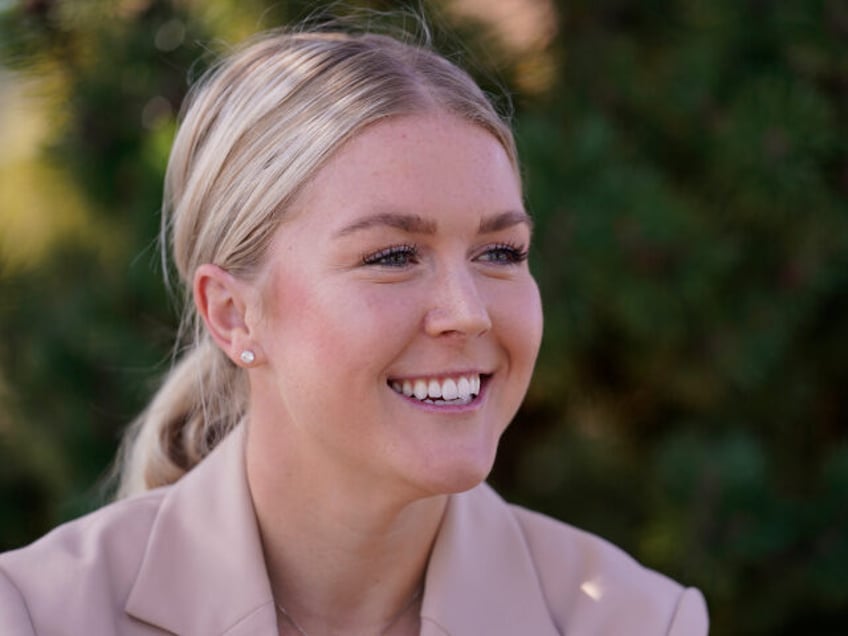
[1,0,846,633]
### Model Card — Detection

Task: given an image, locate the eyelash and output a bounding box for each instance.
[360,242,529,267]
[361,244,419,267]
[478,242,530,265]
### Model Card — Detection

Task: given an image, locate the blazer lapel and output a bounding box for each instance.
[420,484,561,636]
[125,430,559,635]
[125,425,278,635]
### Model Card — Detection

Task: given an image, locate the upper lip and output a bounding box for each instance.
[387,369,491,382]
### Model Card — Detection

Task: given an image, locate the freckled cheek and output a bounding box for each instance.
[266,278,420,365]
[353,286,425,342]
[262,278,339,362]
[490,280,544,363]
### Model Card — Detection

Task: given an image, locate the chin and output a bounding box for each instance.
[410,451,498,498]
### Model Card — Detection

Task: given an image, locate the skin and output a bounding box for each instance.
[195,111,543,635]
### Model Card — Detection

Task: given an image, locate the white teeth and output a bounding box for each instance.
[390,374,482,403]
[457,376,470,400]
[413,380,429,400]
[442,378,458,400]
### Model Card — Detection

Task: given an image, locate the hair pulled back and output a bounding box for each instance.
[116,25,518,498]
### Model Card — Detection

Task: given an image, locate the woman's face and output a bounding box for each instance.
[247,112,543,498]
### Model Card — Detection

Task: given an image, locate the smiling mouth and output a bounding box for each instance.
[389,373,486,406]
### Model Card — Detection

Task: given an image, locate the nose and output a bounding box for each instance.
[423,265,492,338]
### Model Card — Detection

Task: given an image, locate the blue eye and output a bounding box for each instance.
[478,242,529,265]
[361,244,419,267]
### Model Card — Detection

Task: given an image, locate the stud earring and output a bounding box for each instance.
[239,350,256,365]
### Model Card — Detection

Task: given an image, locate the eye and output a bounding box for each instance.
[361,244,419,267]
[476,242,529,265]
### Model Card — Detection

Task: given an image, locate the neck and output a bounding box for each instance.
[245,422,446,635]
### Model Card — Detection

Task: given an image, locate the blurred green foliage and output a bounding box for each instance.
[1,0,846,634]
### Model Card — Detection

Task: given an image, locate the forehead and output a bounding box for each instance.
[286,112,523,230]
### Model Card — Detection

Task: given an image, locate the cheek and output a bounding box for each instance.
[261,275,338,366]
[492,278,544,364]
[527,281,544,354]
[266,276,420,370]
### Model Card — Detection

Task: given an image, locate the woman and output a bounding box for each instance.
[0,26,708,635]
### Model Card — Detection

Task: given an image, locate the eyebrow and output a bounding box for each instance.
[334,210,532,238]
[479,210,534,235]
[334,212,437,237]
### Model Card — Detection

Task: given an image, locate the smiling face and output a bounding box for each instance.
[245,112,543,499]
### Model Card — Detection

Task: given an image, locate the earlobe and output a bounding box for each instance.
[194,263,262,366]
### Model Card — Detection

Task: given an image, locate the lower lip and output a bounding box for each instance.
[389,377,490,413]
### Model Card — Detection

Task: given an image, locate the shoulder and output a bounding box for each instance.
[508,502,709,636]
[0,489,167,635]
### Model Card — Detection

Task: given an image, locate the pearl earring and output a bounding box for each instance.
[239,350,256,365]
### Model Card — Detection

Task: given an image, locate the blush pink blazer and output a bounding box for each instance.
[0,426,708,635]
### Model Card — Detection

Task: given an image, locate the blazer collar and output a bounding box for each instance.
[125,425,278,635]
[124,426,558,635]
[420,484,560,636]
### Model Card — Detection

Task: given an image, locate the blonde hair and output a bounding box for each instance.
[116,26,518,497]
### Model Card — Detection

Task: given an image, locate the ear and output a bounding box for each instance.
[194,263,261,366]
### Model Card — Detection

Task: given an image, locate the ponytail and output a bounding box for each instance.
[115,336,246,498]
